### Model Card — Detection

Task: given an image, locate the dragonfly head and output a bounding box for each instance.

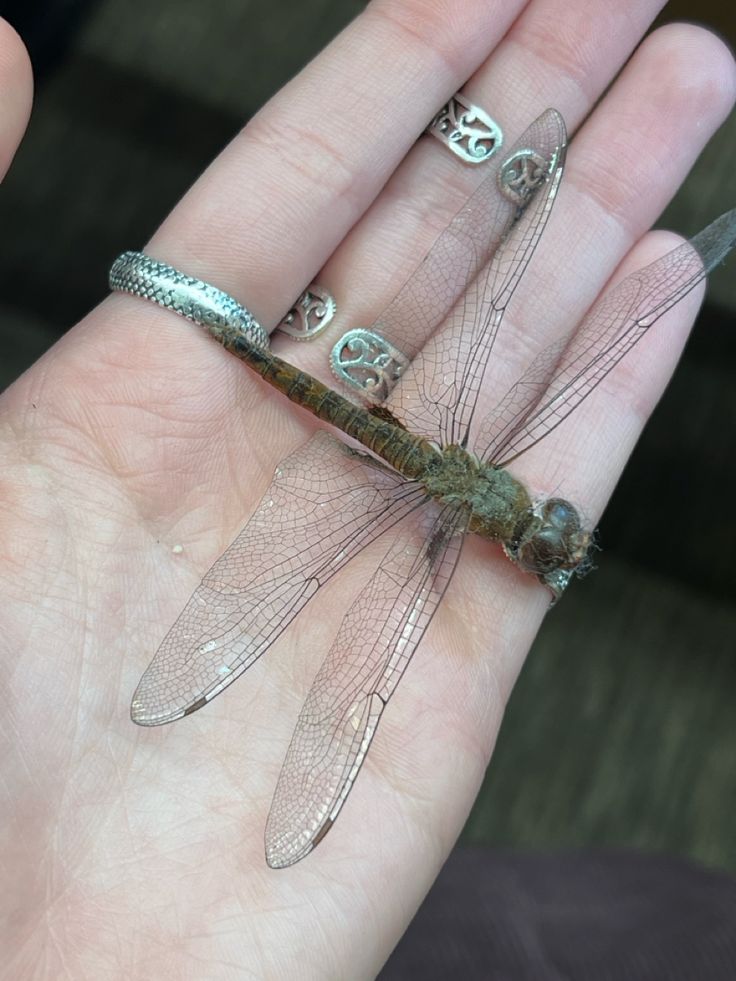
[511,497,594,583]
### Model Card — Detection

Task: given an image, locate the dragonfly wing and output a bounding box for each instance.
[388,109,567,446]
[132,430,425,725]
[264,501,467,868]
[351,115,556,364]
[483,206,736,466]
[473,336,568,462]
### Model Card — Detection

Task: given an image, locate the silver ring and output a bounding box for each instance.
[426,93,503,165]
[330,328,410,404]
[109,251,270,350]
[276,284,336,340]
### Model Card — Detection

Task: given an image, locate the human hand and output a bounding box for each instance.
[2,2,734,977]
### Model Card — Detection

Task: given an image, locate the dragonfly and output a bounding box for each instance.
[130,109,736,868]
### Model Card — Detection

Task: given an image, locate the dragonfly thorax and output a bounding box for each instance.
[421,445,593,596]
[421,444,532,542]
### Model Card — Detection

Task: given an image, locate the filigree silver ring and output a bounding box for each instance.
[330,328,411,404]
[426,93,503,165]
[276,284,337,340]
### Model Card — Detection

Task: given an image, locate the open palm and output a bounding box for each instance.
[2,2,734,978]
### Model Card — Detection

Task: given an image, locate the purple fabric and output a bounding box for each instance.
[380,848,736,980]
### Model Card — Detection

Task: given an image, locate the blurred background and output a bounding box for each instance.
[0,0,734,877]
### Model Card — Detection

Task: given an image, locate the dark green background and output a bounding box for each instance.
[1,0,734,871]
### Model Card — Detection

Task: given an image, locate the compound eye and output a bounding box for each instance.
[541,498,583,537]
[515,498,586,575]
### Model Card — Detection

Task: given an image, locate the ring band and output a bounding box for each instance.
[109,251,270,350]
[330,328,410,404]
[427,93,503,165]
[276,284,336,340]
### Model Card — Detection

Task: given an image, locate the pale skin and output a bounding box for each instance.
[1,1,734,977]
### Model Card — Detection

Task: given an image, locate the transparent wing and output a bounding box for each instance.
[264,501,467,868]
[473,337,568,462]
[357,114,557,364]
[479,206,736,466]
[388,108,566,446]
[131,430,425,725]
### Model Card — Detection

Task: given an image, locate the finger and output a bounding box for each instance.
[79,0,527,506]
[382,23,734,516]
[272,0,671,378]
[141,0,528,323]
[355,17,734,835]
[360,28,735,885]
[0,19,33,181]
[51,0,669,515]
[359,22,734,526]
[31,0,521,525]
[477,24,736,515]
[101,0,667,388]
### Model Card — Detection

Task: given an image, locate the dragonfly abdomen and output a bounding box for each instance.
[227,336,437,478]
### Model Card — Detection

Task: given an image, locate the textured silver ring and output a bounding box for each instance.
[109,251,270,350]
[426,93,503,165]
